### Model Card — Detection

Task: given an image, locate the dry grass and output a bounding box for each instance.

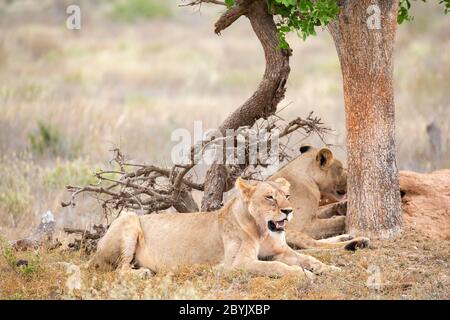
[1,228,449,300]
[0,0,449,300]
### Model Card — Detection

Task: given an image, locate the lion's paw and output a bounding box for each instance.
[344,237,370,251]
[120,268,153,280]
[302,269,316,280]
[134,268,153,279]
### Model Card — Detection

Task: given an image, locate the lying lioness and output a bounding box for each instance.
[89,178,340,277]
[270,146,370,250]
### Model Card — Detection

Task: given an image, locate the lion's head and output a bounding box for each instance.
[298,146,347,202]
[235,177,293,236]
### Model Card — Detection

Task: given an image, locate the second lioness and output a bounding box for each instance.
[270,146,370,250]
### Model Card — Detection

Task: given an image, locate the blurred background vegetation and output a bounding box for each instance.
[0,0,449,238]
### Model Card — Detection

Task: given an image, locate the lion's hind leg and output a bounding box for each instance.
[89,211,143,271]
[304,216,346,239]
[286,230,370,251]
[318,234,354,243]
[318,235,370,251]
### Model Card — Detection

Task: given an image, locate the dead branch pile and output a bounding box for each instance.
[64,225,107,255]
[62,113,331,219]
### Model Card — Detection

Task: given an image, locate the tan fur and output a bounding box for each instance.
[269,146,370,250]
[89,178,340,277]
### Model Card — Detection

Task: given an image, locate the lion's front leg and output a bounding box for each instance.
[223,239,311,278]
[230,257,312,278]
[273,248,340,275]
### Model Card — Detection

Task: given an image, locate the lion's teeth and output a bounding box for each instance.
[276,221,286,228]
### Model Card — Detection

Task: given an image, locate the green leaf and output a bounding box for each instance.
[225,0,235,8]
[269,0,340,46]
[439,0,450,14]
[277,0,297,6]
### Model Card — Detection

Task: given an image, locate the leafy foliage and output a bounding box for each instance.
[225,0,236,8]
[442,0,450,13]
[244,0,450,47]
[267,0,340,48]
[398,0,449,24]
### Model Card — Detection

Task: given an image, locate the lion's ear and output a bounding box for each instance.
[299,145,312,154]
[316,148,334,168]
[236,177,255,202]
[274,178,291,194]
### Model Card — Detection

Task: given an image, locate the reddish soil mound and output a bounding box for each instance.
[400,170,450,240]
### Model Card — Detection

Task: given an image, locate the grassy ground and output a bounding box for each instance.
[1,227,449,300]
[0,0,449,300]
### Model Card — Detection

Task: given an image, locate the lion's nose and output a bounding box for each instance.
[281,208,293,216]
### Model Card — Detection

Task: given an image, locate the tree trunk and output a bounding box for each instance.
[201,0,291,211]
[328,0,402,239]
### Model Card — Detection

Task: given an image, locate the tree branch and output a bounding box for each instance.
[214,0,255,34]
[201,0,292,211]
[180,0,227,8]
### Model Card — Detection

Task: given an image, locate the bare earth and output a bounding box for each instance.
[401,170,450,240]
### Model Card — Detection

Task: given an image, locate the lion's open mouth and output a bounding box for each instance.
[268,219,287,232]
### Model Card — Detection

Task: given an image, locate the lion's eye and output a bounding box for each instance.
[286,195,291,200]
[265,195,274,201]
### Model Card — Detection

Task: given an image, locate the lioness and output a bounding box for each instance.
[90,178,340,277]
[270,146,370,250]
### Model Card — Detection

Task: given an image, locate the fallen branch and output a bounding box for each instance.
[64,225,107,255]
[62,112,331,217]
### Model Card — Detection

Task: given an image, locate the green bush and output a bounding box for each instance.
[42,159,99,190]
[110,0,172,22]
[28,121,62,156]
[0,238,41,277]
[28,121,80,158]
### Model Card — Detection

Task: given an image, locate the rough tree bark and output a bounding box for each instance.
[201,0,291,211]
[328,0,402,239]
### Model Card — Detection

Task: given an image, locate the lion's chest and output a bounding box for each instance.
[258,232,286,259]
